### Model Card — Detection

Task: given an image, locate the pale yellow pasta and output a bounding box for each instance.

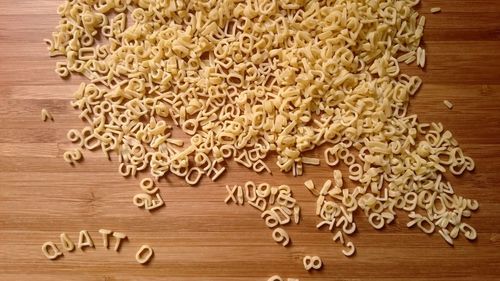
[98,229,112,249]
[319,180,332,196]
[63,148,83,164]
[118,163,137,177]
[267,276,282,281]
[185,167,203,186]
[430,7,442,13]
[77,230,94,250]
[140,178,158,194]
[270,206,291,225]
[303,256,322,271]
[256,183,271,198]
[224,185,237,204]
[55,61,69,77]
[237,185,244,205]
[41,108,54,122]
[276,192,296,209]
[304,180,319,196]
[60,232,75,252]
[207,163,226,181]
[261,209,280,228]
[66,129,82,144]
[244,181,257,202]
[135,245,154,264]
[317,220,334,231]
[417,217,435,234]
[112,232,127,251]
[342,241,356,257]
[333,231,344,244]
[438,229,454,245]
[133,193,164,211]
[443,100,454,109]
[42,242,63,260]
[145,193,164,211]
[249,197,267,211]
[272,227,290,247]
[333,170,343,188]
[293,205,300,224]
[459,223,477,240]
[253,159,271,174]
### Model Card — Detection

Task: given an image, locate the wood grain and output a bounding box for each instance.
[1,1,500,280]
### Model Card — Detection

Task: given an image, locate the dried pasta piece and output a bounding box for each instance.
[342,241,356,257]
[60,232,75,252]
[140,178,158,194]
[118,163,137,177]
[55,61,69,78]
[47,0,479,253]
[133,193,164,211]
[333,231,344,245]
[253,159,272,174]
[304,180,319,196]
[249,197,267,211]
[317,220,334,231]
[224,185,238,204]
[303,256,322,271]
[320,180,332,196]
[443,100,453,109]
[256,183,271,198]
[333,170,343,188]
[277,192,296,209]
[244,181,257,202]
[272,227,290,247]
[41,108,54,122]
[268,276,283,281]
[324,147,340,167]
[430,7,442,13]
[42,242,63,260]
[207,163,226,181]
[293,206,300,224]
[459,223,477,240]
[63,149,83,164]
[369,213,385,230]
[145,193,164,211]
[185,167,203,186]
[134,193,152,208]
[261,209,280,228]
[302,157,320,165]
[135,245,154,264]
[77,230,94,250]
[235,150,252,168]
[237,185,244,205]
[420,48,426,68]
[439,229,454,246]
[66,129,82,144]
[98,229,112,249]
[112,232,127,252]
[269,207,291,225]
[417,47,426,68]
[417,217,435,234]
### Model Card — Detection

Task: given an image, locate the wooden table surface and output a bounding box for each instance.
[1,1,500,280]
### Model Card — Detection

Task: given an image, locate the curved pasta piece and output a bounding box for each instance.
[135,245,154,264]
[272,227,290,247]
[42,242,63,260]
[342,241,356,257]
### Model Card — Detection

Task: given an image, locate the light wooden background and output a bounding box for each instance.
[1,1,500,280]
